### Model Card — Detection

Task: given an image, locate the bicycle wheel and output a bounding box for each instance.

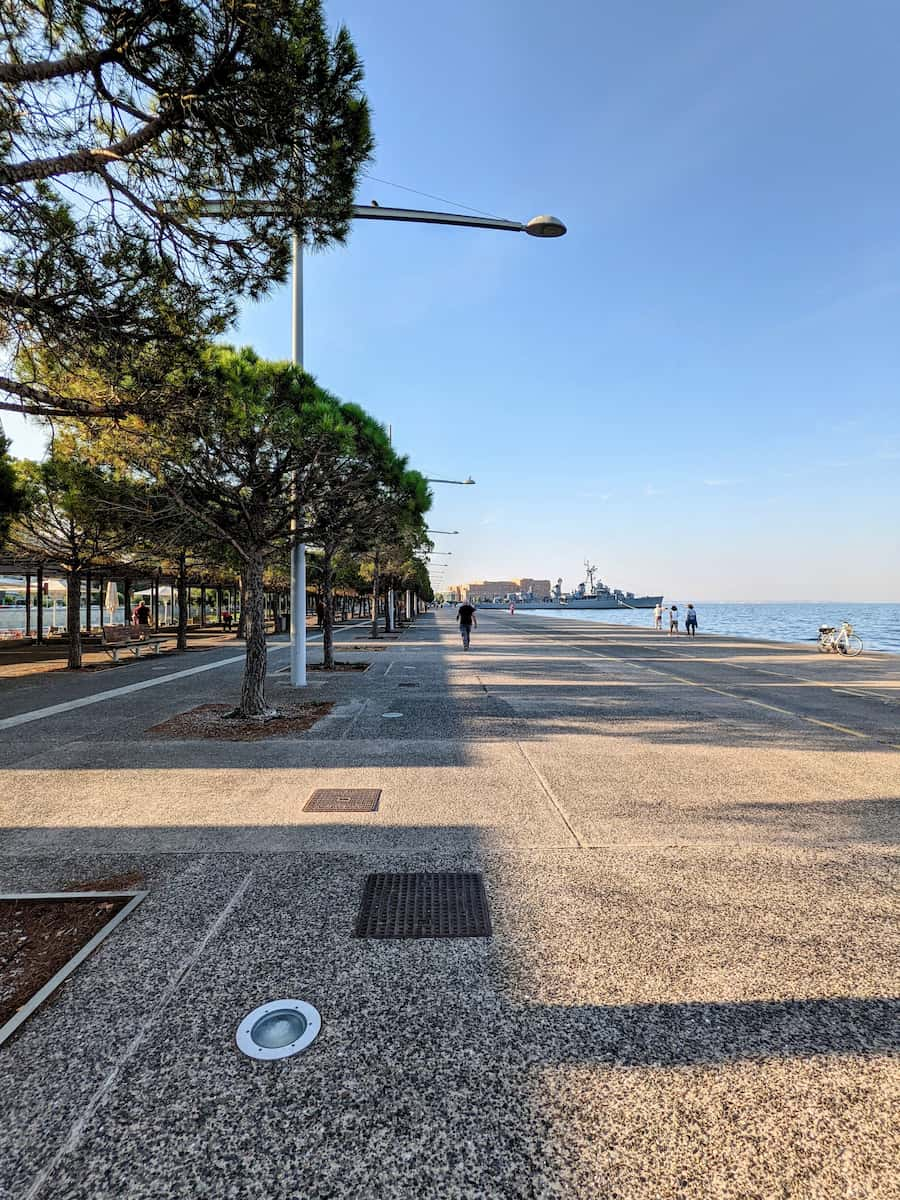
[843,634,863,657]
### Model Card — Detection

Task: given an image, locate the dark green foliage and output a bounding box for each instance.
[0,0,373,416]
[0,428,25,545]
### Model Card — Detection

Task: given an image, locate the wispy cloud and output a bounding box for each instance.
[703,478,740,487]
[576,489,611,502]
[644,483,662,497]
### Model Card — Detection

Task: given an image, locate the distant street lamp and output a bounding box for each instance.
[425,529,459,535]
[161,198,564,685]
[426,476,476,486]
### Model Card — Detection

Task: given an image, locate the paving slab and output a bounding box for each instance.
[0,847,896,1200]
[0,738,576,853]
[0,610,897,1199]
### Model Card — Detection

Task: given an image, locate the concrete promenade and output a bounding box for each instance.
[0,611,897,1198]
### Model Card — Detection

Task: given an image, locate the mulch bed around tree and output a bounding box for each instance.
[147,702,334,740]
[308,661,369,672]
[0,895,130,1029]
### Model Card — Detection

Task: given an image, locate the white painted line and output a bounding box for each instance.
[0,644,290,732]
[381,712,404,718]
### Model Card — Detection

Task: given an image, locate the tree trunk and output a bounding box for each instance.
[66,570,82,669]
[238,553,273,718]
[370,554,380,640]
[384,582,394,633]
[176,552,188,652]
[322,548,336,669]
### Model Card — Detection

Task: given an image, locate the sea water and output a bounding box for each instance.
[533,603,900,654]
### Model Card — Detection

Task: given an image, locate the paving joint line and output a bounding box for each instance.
[516,740,584,848]
[0,841,881,860]
[338,698,370,740]
[23,870,255,1200]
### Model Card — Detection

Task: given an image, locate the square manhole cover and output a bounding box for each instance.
[304,788,381,812]
[354,872,492,939]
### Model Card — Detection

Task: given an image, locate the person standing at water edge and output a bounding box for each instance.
[457,601,477,650]
[654,603,663,630]
[669,605,679,636]
[685,604,698,637]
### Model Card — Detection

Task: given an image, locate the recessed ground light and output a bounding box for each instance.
[236,999,321,1061]
[382,712,403,718]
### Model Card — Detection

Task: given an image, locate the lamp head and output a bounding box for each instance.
[525,215,567,238]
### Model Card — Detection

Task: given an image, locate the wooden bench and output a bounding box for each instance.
[101,625,170,663]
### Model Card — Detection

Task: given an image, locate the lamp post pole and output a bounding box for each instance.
[166,200,565,686]
[290,232,307,686]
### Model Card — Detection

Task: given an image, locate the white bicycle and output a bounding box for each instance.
[817,621,863,657]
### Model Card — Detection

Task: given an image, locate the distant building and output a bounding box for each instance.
[457,577,552,603]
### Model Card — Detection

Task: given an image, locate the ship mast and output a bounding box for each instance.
[584,560,597,593]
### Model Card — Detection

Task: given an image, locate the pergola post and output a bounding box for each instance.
[85,571,92,635]
[35,566,43,643]
[153,575,160,631]
[25,573,31,637]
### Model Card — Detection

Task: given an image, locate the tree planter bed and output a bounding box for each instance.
[308,661,370,672]
[147,702,334,740]
[0,888,146,1045]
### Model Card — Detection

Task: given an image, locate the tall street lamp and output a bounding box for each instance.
[164,200,565,685]
[426,476,476,486]
[426,529,459,535]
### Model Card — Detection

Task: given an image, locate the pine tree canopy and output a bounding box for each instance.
[0,0,374,417]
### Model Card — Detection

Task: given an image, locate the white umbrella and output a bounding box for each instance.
[104,580,119,622]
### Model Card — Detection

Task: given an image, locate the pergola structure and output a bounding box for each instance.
[0,553,290,643]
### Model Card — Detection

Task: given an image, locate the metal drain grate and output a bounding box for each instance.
[354,872,492,938]
[304,788,381,812]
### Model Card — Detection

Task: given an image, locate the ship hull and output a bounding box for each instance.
[563,596,663,609]
[475,596,664,610]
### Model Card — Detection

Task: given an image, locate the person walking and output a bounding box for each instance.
[653,602,663,631]
[132,599,150,628]
[456,600,477,650]
[685,604,698,637]
[668,604,679,636]
[222,608,233,632]
[509,601,516,615]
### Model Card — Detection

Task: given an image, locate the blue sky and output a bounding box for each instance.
[6,0,900,599]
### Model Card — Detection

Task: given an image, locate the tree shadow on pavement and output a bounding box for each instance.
[0,824,896,1199]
